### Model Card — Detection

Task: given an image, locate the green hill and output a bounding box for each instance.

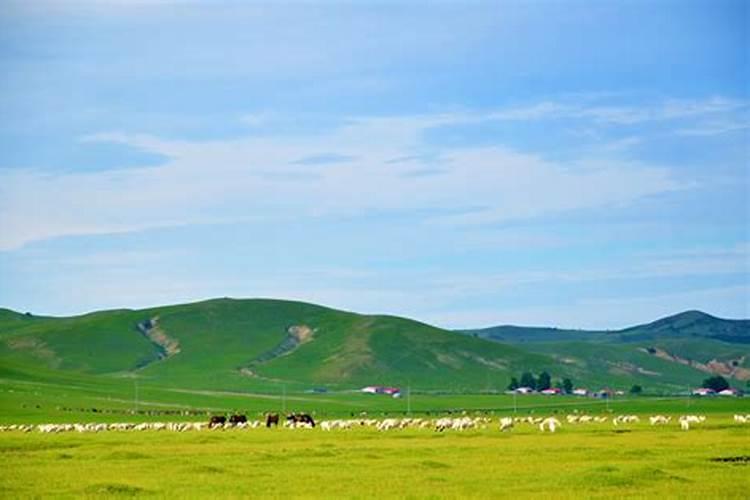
[0,298,558,392]
[1,300,747,396]
[460,310,750,386]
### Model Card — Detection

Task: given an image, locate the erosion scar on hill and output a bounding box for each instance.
[136,317,181,360]
[241,325,316,376]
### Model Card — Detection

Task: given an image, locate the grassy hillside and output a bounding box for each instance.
[2,300,747,397]
[460,310,750,386]
[0,299,561,392]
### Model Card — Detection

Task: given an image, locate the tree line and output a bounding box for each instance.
[507,371,573,393]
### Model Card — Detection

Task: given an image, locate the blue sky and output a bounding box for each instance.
[0,0,747,329]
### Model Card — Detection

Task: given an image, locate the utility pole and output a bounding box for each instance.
[513,391,517,414]
[134,379,139,414]
[407,382,411,416]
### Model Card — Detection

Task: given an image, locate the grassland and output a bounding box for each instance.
[2,408,749,498]
[3,350,749,498]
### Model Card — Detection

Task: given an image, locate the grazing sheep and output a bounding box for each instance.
[539,417,561,433]
[678,415,706,431]
[499,417,514,432]
[649,415,671,426]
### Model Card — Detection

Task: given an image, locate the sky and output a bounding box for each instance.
[0,0,748,329]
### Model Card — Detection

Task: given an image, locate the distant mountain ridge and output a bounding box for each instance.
[459,310,750,384]
[459,310,750,344]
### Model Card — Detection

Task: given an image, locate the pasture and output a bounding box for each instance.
[2,371,749,498]
[2,410,749,498]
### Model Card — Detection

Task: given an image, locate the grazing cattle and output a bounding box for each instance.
[228,414,247,426]
[734,414,749,424]
[265,413,280,428]
[286,413,316,428]
[209,415,227,428]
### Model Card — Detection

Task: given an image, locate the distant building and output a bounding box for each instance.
[515,387,534,394]
[360,386,401,396]
[692,388,716,396]
[540,388,562,395]
[572,388,589,396]
[593,388,614,399]
[718,388,740,397]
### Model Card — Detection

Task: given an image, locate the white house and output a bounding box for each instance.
[515,387,534,394]
[718,388,740,397]
[692,388,716,396]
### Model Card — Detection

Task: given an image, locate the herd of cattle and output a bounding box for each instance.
[1,413,749,434]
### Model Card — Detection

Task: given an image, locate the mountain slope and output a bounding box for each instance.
[0,299,559,391]
[460,310,750,383]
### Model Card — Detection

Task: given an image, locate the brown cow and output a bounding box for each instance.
[265,413,279,428]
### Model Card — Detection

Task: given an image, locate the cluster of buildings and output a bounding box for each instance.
[360,386,402,397]
[692,387,742,397]
[510,387,625,398]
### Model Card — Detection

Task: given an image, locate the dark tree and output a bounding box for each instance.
[537,371,551,391]
[562,378,574,394]
[629,384,643,395]
[507,377,519,391]
[702,375,729,392]
[520,372,536,390]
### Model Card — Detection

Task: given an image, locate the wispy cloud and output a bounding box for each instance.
[484,96,747,128]
[290,153,357,166]
[0,109,687,250]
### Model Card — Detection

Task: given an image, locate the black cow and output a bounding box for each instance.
[265,413,279,428]
[209,415,226,428]
[228,414,247,425]
[286,413,316,428]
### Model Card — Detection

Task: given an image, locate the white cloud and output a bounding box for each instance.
[0,110,690,250]
[483,96,748,128]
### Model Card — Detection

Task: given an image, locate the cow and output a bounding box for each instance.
[228,414,247,426]
[265,413,280,428]
[286,413,316,428]
[209,415,226,428]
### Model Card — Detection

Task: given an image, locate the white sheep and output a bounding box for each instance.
[539,417,561,433]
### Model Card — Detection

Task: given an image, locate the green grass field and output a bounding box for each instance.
[3,365,749,498]
[2,412,749,498]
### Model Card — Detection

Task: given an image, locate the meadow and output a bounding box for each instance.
[2,411,749,498]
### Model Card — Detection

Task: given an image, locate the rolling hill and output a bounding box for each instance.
[460,310,750,385]
[0,299,559,393]
[0,300,747,396]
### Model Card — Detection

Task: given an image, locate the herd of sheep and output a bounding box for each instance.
[1,413,749,434]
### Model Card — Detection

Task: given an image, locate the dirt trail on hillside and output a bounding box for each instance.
[136,317,180,360]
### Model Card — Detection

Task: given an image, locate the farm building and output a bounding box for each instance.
[718,388,741,397]
[692,388,716,396]
[360,386,401,396]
